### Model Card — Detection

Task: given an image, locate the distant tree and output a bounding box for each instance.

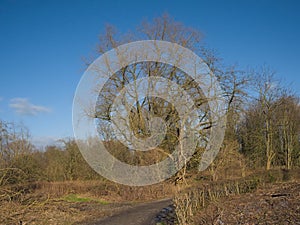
[275,94,300,169]
[239,68,283,170]
[43,145,66,181]
[239,67,300,170]
[0,120,40,185]
[63,139,101,181]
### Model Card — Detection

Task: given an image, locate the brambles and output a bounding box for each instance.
[174,178,259,224]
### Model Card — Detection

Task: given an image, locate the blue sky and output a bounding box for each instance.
[0,0,299,147]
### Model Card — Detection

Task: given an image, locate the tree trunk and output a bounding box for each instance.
[266,119,274,170]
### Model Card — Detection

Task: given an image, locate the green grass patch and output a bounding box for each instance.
[63,194,109,204]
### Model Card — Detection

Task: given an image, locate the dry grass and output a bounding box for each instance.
[174,168,300,225]
[1,169,299,224]
[192,181,300,225]
[174,178,260,224]
[35,180,175,201]
[0,194,130,225]
[0,179,175,224]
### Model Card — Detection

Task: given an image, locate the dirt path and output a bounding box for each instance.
[88,198,172,225]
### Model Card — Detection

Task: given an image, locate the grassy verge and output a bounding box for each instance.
[63,193,109,204]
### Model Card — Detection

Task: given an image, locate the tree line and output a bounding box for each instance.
[0,15,299,186]
[0,122,101,185]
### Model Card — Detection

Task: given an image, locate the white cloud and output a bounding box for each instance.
[10,98,51,116]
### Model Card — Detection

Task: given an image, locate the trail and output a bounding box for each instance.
[91,198,172,225]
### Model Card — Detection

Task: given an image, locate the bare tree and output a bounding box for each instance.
[85,15,218,184]
[276,94,300,169]
[0,120,37,186]
[238,67,300,170]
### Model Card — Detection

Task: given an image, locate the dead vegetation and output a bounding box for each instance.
[192,181,300,225]
[0,179,175,224]
[174,168,300,225]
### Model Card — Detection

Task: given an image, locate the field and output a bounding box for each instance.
[0,180,174,224]
[0,169,299,224]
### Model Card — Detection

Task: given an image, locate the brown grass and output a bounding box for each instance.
[174,168,300,225]
[192,181,300,225]
[0,179,175,224]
